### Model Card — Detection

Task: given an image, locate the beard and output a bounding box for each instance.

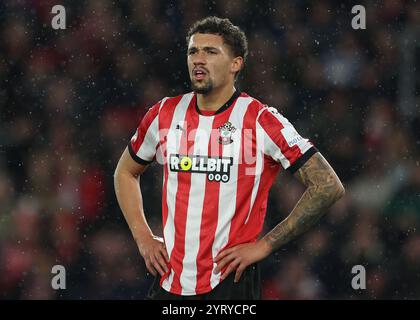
[191,78,213,94]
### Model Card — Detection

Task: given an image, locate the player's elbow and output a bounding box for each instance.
[332,178,345,202]
[316,174,345,204]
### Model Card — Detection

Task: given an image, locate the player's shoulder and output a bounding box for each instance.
[137,92,194,125]
[240,92,279,117]
[241,92,290,125]
[157,92,195,112]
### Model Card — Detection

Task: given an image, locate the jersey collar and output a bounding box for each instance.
[195,90,241,116]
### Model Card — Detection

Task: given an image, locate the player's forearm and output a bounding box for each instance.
[263,184,343,251]
[262,152,345,252]
[114,170,153,243]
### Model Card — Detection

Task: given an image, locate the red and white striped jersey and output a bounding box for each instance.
[128,91,316,295]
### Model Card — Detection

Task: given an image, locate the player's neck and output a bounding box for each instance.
[196,85,236,112]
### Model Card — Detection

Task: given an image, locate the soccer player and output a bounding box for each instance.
[114,16,345,300]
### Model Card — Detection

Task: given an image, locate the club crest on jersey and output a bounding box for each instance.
[218,121,236,145]
[169,154,233,182]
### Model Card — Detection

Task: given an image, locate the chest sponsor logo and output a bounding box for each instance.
[169,154,233,182]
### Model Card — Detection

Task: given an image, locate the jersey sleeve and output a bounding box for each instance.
[256,106,317,173]
[128,100,161,165]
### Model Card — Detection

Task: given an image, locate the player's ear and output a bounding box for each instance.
[231,56,243,75]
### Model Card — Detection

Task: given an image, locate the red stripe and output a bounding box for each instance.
[225,101,260,251]
[195,104,236,293]
[169,96,199,295]
[158,95,184,230]
[238,156,280,244]
[130,101,161,153]
[257,109,303,165]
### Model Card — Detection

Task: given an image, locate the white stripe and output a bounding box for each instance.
[161,93,194,292]
[154,98,169,165]
[136,116,159,161]
[210,97,253,289]
[258,121,291,169]
[244,121,264,224]
[159,97,169,112]
[276,113,312,154]
[257,108,312,169]
[258,108,313,168]
[135,97,168,162]
[179,116,214,295]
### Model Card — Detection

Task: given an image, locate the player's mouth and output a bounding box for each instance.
[193,68,208,80]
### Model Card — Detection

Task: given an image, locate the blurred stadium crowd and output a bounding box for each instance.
[0,0,419,299]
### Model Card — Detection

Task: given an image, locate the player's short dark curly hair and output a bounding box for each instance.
[186,16,248,66]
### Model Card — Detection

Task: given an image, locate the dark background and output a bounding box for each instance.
[0,0,419,299]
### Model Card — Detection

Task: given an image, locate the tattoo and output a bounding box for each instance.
[264,152,345,252]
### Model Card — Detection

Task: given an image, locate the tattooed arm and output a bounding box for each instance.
[214,151,344,282]
[262,152,345,252]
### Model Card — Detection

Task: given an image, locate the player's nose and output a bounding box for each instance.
[192,50,206,65]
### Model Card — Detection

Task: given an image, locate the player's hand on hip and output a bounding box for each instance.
[137,235,170,277]
[213,239,271,283]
